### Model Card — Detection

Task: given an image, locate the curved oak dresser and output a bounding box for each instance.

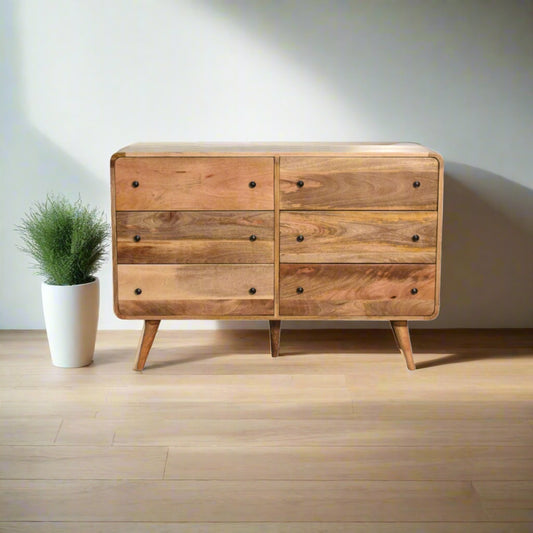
[110,143,444,371]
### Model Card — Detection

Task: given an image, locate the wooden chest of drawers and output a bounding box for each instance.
[111,143,443,371]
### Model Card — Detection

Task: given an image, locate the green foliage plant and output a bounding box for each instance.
[17,194,109,286]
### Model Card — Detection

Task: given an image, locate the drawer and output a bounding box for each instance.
[117,211,274,264]
[280,264,436,317]
[280,157,438,210]
[117,264,274,317]
[114,157,274,210]
[280,211,437,263]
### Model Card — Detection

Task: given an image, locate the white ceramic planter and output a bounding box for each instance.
[41,278,99,368]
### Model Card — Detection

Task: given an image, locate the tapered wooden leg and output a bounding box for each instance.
[390,320,416,371]
[133,320,160,371]
[269,320,281,358]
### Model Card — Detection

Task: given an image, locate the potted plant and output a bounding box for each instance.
[17,195,109,367]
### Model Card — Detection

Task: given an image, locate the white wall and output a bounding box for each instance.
[1,0,532,330]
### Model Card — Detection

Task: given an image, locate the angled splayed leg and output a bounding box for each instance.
[133,320,160,371]
[390,320,416,371]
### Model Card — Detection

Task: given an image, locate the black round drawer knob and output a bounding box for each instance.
[296,235,304,242]
[411,288,418,295]
[249,181,256,188]
[296,287,304,294]
[249,287,257,295]
[413,181,421,188]
[249,234,257,242]
[134,288,142,295]
[133,235,141,242]
[132,181,139,188]
[297,180,304,188]
[412,234,420,242]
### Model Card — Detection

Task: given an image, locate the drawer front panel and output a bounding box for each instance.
[115,157,274,210]
[280,211,437,263]
[280,264,436,317]
[117,265,274,317]
[280,157,438,210]
[117,211,274,264]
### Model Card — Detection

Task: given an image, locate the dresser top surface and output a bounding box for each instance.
[113,142,441,159]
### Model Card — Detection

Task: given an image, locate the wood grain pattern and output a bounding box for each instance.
[105,382,352,404]
[0,446,167,479]
[95,400,355,420]
[280,264,436,317]
[110,419,533,447]
[114,157,274,210]
[93,400,532,421]
[117,264,274,318]
[164,445,533,481]
[0,479,486,522]
[117,211,274,264]
[280,157,438,210]
[280,211,437,263]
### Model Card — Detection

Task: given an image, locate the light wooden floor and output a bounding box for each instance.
[0,328,532,532]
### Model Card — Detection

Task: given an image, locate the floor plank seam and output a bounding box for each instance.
[468,479,493,521]
[350,398,356,415]
[162,447,170,479]
[52,419,63,444]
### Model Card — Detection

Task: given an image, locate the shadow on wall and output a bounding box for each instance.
[0,0,111,328]
[438,163,533,328]
[197,0,533,149]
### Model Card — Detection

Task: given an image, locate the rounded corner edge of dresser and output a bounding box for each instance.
[425,303,441,321]
[113,300,129,321]
[110,151,126,168]
[429,151,444,169]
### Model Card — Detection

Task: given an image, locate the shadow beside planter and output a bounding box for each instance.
[41,278,99,367]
